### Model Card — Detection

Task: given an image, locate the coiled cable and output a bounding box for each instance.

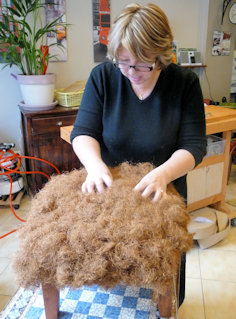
[0,149,61,239]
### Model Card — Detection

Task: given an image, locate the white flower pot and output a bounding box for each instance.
[11,73,56,106]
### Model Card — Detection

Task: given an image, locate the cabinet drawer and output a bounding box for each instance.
[32,116,76,134]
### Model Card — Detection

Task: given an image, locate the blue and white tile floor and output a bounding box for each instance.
[0,285,165,319]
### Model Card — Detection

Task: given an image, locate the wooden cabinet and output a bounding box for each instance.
[186,105,236,213]
[20,106,81,193]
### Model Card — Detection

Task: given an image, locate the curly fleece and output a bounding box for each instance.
[12,162,193,296]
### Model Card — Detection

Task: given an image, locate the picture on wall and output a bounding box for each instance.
[212,31,231,56]
[92,0,110,63]
[46,0,67,61]
[0,0,21,61]
[173,41,178,64]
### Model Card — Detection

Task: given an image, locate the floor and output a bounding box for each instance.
[0,167,236,319]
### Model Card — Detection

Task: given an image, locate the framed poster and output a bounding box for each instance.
[212,31,231,56]
[46,0,67,61]
[173,41,178,64]
[92,0,110,63]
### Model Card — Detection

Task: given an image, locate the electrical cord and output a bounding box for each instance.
[0,149,61,239]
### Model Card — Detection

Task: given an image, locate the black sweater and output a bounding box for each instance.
[71,62,207,199]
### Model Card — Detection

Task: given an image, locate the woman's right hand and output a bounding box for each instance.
[72,136,113,194]
[82,161,113,193]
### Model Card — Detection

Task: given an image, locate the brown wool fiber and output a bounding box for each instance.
[12,162,193,296]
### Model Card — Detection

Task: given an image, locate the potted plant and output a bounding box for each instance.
[0,0,68,107]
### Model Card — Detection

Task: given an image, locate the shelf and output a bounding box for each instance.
[180,64,207,68]
[194,153,225,169]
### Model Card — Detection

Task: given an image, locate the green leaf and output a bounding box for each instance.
[3,16,11,30]
[15,19,32,35]
[0,21,10,33]
[4,6,21,17]
[0,0,70,74]
[10,0,25,15]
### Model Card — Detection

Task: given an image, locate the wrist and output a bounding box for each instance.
[154,165,171,185]
[85,159,106,171]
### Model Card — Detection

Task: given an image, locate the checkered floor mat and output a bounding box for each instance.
[0,285,165,319]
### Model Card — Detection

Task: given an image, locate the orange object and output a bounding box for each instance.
[40,45,49,75]
[56,25,66,43]
[99,0,110,46]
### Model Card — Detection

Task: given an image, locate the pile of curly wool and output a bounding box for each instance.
[12,162,193,296]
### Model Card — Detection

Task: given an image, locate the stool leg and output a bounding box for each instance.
[157,288,172,318]
[42,283,59,319]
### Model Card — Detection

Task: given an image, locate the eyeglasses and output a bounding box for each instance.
[113,61,155,72]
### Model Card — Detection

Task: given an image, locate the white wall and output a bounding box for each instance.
[0,65,24,152]
[203,0,236,102]
[0,0,209,151]
[48,0,207,87]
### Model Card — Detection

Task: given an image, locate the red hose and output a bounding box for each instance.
[0,149,61,239]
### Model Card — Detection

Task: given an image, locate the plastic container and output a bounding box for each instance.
[204,135,226,158]
[55,89,84,107]
[55,81,86,107]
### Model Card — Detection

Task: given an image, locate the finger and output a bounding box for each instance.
[82,181,88,193]
[152,189,165,202]
[95,180,106,193]
[103,174,113,188]
[140,185,156,199]
[86,181,96,193]
[133,180,148,193]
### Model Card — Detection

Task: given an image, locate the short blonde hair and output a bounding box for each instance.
[107,3,174,69]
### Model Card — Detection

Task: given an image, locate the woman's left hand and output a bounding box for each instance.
[133,167,169,202]
[134,150,195,202]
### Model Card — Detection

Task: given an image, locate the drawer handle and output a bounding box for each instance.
[56,121,63,126]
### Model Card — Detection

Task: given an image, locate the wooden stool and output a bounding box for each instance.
[42,283,174,319]
[12,165,188,319]
[42,263,181,319]
[41,254,181,319]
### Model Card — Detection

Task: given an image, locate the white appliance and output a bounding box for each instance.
[0,143,24,196]
[178,51,202,66]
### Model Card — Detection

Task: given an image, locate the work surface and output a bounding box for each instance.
[60,105,236,214]
[60,105,236,144]
[204,105,236,134]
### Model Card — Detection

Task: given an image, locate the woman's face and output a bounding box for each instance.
[117,46,159,86]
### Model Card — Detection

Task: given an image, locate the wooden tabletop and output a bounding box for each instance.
[205,105,236,134]
[60,125,74,144]
[60,105,236,144]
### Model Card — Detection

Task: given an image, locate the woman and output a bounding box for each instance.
[71,3,206,307]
